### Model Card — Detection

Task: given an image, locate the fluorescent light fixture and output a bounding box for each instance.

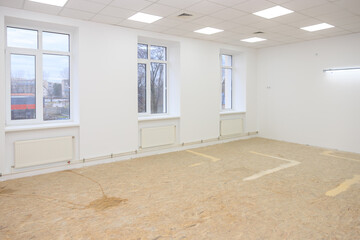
[128,12,163,24]
[323,67,360,72]
[301,23,334,32]
[29,0,68,7]
[241,37,267,43]
[253,6,293,19]
[194,27,224,35]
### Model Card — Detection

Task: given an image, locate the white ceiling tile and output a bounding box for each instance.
[209,8,248,21]
[231,14,263,25]
[24,1,62,15]
[141,3,180,17]
[167,10,204,22]
[60,8,96,20]
[317,11,360,26]
[319,29,352,38]
[117,19,148,29]
[299,3,340,17]
[158,0,201,9]
[272,12,309,24]
[341,22,360,33]
[110,0,153,11]
[162,28,189,36]
[268,24,300,34]
[175,22,205,31]
[0,0,357,49]
[287,18,324,28]
[268,0,292,4]
[185,1,226,15]
[153,18,183,27]
[66,0,106,13]
[212,21,244,31]
[87,0,113,4]
[231,24,260,34]
[332,0,360,14]
[248,19,281,29]
[99,6,136,18]
[282,0,327,11]
[142,23,170,32]
[0,0,24,8]
[233,0,276,13]
[192,16,225,26]
[207,0,248,7]
[91,14,124,24]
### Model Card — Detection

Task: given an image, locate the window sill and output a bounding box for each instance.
[220,111,246,116]
[138,115,180,122]
[5,122,80,133]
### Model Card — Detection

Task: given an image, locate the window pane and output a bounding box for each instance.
[138,44,148,59]
[150,63,166,114]
[43,32,69,52]
[150,45,166,61]
[43,54,70,121]
[138,63,146,113]
[7,27,38,49]
[222,68,232,109]
[221,54,232,67]
[10,54,36,120]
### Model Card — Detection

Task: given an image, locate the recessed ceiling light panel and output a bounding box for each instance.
[29,0,68,7]
[253,6,293,19]
[301,23,334,32]
[241,37,267,43]
[128,12,163,24]
[194,27,224,35]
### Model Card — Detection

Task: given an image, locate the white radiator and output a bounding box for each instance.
[141,125,176,148]
[220,118,244,137]
[14,136,73,168]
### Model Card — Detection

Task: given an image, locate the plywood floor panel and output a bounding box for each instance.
[0,138,359,239]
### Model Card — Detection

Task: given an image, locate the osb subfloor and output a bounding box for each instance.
[1,138,360,240]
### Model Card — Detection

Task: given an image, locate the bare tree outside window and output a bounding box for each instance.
[138,43,167,114]
[150,62,166,113]
[221,54,232,110]
[138,63,146,113]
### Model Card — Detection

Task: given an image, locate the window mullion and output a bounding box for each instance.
[146,61,151,115]
[36,53,43,123]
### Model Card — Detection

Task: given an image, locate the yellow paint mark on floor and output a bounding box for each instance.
[322,151,360,163]
[326,175,360,197]
[243,151,300,181]
[188,162,205,168]
[186,150,220,162]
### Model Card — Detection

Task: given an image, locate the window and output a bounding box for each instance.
[6,26,72,124]
[137,43,167,114]
[221,54,232,110]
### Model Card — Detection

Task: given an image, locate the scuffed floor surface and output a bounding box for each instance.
[0,138,359,239]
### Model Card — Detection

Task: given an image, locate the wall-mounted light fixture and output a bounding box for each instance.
[323,67,360,72]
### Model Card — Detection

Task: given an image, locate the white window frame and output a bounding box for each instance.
[220,54,233,111]
[138,43,168,116]
[5,24,74,126]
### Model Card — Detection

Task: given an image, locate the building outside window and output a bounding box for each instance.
[221,54,232,110]
[137,43,167,114]
[6,26,72,124]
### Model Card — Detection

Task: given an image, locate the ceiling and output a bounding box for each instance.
[1,0,360,48]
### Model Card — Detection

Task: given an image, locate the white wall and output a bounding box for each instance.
[78,23,138,158]
[0,13,5,175]
[0,6,258,177]
[180,40,221,143]
[257,33,360,153]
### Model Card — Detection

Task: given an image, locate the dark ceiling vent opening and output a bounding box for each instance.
[178,13,193,17]
[253,31,264,34]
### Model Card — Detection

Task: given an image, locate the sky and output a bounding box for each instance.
[8,27,70,82]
